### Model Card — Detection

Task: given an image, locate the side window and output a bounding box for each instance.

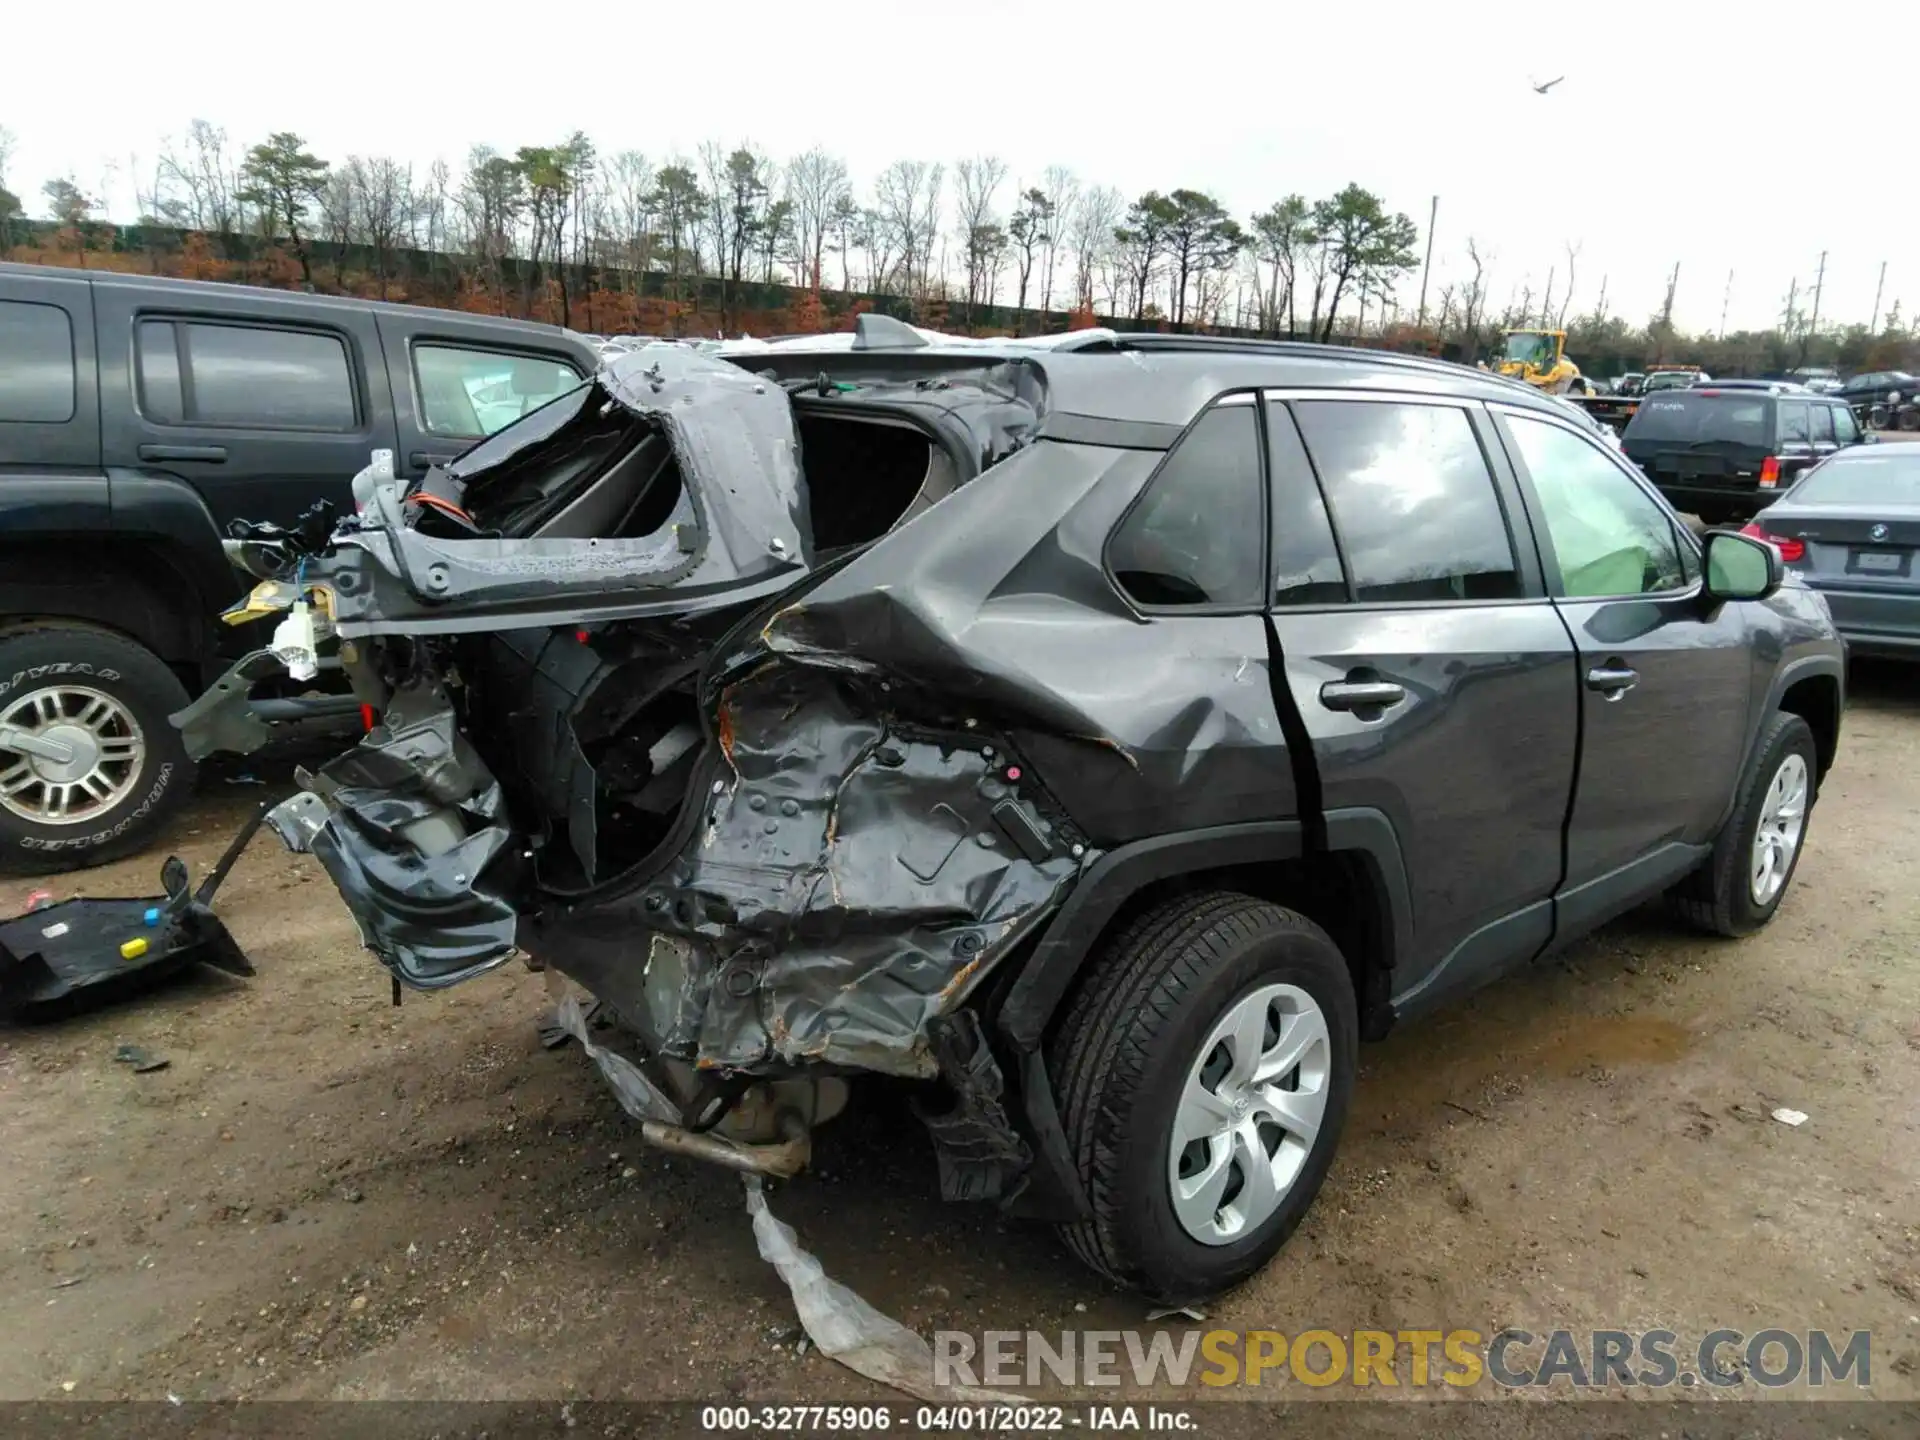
[414,344,582,439]
[1778,402,1810,444]
[0,299,77,423]
[1809,404,1835,444]
[1292,400,1519,603]
[1832,404,1860,444]
[1264,403,1347,606]
[1108,403,1264,609]
[139,320,357,430]
[1505,414,1688,598]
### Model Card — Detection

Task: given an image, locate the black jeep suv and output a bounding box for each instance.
[212,323,1845,1302]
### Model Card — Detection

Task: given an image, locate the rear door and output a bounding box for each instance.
[1809,399,1838,462]
[1776,399,1816,486]
[0,267,100,480]
[1493,406,1753,935]
[92,282,396,533]
[1262,391,1580,1008]
[1830,401,1864,450]
[370,310,591,484]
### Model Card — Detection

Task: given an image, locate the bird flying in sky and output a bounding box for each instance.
[1532,76,1565,94]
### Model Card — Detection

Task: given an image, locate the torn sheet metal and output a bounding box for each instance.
[306,345,813,637]
[272,682,521,987]
[521,664,1084,1078]
[745,1176,1024,1405]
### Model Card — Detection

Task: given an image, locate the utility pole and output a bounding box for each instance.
[1415,195,1438,331]
[1870,260,1887,332]
[1719,269,1733,339]
[1807,250,1827,338]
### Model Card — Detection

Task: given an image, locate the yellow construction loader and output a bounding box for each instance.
[1494,329,1587,394]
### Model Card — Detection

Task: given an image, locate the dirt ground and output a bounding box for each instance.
[3,664,1918,1412]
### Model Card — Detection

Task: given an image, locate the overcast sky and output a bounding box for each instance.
[4,3,1908,335]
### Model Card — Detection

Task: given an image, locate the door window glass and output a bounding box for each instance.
[1777,402,1810,444]
[1108,404,1264,609]
[1809,404,1834,444]
[1831,404,1860,443]
[1292,400,1519,603]
[148,322,358,430]
[1264,402,1347,605]
[415,345,582,438]
[1506,414,1688,597]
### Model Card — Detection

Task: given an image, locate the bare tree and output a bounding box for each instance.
[1064,184,1123,311]
[606,150,657,288]
[1459,238,1490,355]
[1038,165,1078,318]
[157,120,244,251]
[952,156,1008,322]
[1556,240,1581,330]
[317,169,356,288]
[786,148,849,290]
[349,156,413,299]
[874,159,944,298]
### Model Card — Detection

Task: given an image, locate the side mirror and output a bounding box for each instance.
[1703,529,1783,602]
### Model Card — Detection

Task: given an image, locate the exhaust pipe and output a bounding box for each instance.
[637,1111,811,1178]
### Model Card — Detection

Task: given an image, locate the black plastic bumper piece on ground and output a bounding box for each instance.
[0,804,266,1022]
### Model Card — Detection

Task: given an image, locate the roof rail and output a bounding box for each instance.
[1065,331,1524,386]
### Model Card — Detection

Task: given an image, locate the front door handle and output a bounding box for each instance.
[138,443,227,463]
[1586,662,1639,699]
[1320,679,1408,712]
[409,451,458,469]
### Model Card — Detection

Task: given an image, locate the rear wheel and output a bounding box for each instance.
[1048,892,1356,1302]
[0,626,196,875]
[1669,711,1817,937]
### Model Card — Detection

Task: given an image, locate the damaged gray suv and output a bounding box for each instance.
[201,319,1845,1302]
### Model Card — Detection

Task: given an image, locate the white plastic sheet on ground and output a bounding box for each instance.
[549,980,682,1124]
[744,1176,1026,1404]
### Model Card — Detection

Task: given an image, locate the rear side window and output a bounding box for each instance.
[1778,402,1810,443]
[1108,404,1264,609]
[1626,394,1769,446]
[0,300,77,423]
[1809,405,1834,444]
[137,320,357,431]
[1293,400,1520,603]
[414,344,582,439]
[1831,404,1860,443]
[1264,403,1347,605]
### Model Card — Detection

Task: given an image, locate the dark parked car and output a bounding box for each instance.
[207,327,1845,1302]
[1840,371,1920,428]
[1621,385,1868,521]
[1745,445,1920,658]
[0,263,598,872]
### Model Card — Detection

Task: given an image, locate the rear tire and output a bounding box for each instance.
[1048,892,1356,1302]
[0,626,196,876]
[1669,712,1817,937]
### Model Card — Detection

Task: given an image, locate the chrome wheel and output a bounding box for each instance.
[0,686,146,825]
[1749,752,1808,906]
[1168,982,1331,1246]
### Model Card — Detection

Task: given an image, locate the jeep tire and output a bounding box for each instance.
[1670,710,1818,937]
[1048,891,1357,1302]
[0,626,196,875]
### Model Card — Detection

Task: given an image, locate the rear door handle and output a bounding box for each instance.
[1319,679,1407,712]
[1585,662,1639,699]
[138,443,227,463]
[409,451,458,469]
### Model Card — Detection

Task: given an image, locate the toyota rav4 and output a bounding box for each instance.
[194,322,1845,1302]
